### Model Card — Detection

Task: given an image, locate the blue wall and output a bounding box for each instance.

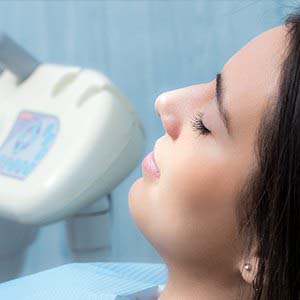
[0,0,294,277]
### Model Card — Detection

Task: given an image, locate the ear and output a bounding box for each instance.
[239,254,259,285]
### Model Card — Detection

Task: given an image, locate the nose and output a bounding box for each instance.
[154,83,214,140]
[154,91,182,140]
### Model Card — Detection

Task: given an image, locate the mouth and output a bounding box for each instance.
[153,141,160,171]
[141,142,160,179]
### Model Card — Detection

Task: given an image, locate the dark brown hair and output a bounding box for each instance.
[237,9,300,300]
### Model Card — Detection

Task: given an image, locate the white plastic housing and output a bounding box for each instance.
[0,64,145,224]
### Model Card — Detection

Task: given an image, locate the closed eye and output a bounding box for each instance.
[190,111,211,136]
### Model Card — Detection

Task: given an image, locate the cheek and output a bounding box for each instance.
[147,143,243,261]
[161,142,237,215]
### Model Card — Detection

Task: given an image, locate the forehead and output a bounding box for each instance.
[222,25,287,142]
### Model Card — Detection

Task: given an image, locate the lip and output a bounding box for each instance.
[142,148,160,179]
[154,141,159,168]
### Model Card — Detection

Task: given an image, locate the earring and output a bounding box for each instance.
[243,262,259,293]
[243,262,252,271]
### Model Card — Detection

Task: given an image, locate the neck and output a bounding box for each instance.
[158,262,248,300]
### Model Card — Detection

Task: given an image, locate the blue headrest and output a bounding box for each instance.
[0,262,167,300]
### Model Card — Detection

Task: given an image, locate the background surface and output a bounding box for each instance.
[0,0,295,278]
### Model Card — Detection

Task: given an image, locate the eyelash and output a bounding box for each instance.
[190,111,211,136]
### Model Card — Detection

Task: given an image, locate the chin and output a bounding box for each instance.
[128,176,144,218]
[128,176,154,236]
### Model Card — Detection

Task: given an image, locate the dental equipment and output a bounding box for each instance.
[0,33,145,225]
[0,33,145,282]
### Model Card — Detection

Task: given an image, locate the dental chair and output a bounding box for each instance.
[0,263,167,299]
[0,34,168,299]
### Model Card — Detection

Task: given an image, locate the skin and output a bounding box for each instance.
[128,24,287,300]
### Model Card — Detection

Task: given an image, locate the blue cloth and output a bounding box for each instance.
[0,263,168,300]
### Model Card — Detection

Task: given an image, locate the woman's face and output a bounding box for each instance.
[128,25,285,276]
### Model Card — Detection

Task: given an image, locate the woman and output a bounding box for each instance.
[128,9,300,300]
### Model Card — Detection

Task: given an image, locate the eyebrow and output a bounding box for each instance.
[216,72,231,135]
